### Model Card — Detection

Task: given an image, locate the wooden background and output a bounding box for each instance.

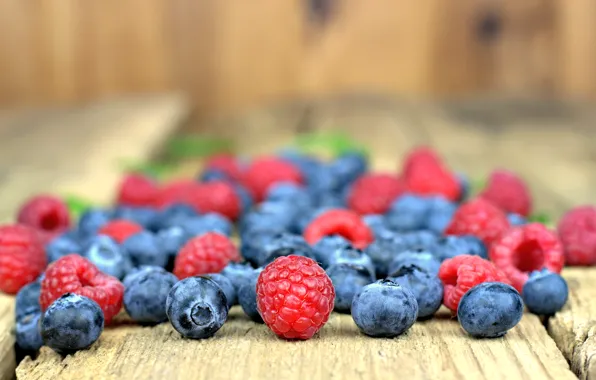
[1,0,595,116]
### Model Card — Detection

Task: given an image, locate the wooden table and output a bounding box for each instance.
[3,96,596,380]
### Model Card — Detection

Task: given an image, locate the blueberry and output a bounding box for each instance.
[41,293,104,353]
[221,262,255,296]
[351,279,418,338]
[112,206,158,229]
[295,206,335,234]
[240,230,280,267]
[456,173,470,202]
[182,214,233,238]
[365,230,407,278]
[361,214,391,238]
[15,281,42,320]
[123,266,166,288]
[156,226,189,258]
[202,273,236,308]
[232,184,254,215]
[198,168,229,182]
[522,269,568,315]
[386,194,430,231]
[426,196,457,234]
[457,282,523,338]
[328,152,368,191]
[16,312,43,352]
[388,265,443,319]
[152,204,199,231]
[238,269,264,323]
[401,230,439,252]
[311,235,352,268]
[122,231,168,268]
[84,235,132,279]
[507,213,527,226]
[46,233,81,263]
[78,208,111,237]
[258,233,315,267]
[240,202,297,235]
[388,249,441,277]
[329,246,375,279]
[124,269,178,324]
[166,277,229,339]
[265,182,312,211]
[326,263,374,313]
[433,235,487,262]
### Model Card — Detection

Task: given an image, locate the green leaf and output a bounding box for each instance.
[470,178,486,196]
[117,159,177,179]
[165,135,233,160]
[528,212,552,225]
[294,131,368,157]
[64,194,95,219]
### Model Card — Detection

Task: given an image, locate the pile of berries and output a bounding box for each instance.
[5,146,585,355]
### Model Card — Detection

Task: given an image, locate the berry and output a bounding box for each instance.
[123,266,166,288]
[258,233,315,267]
[522,269,568,315]
[238,269,264,323]
[401,230,439,252]
[402,148,460,201]
[433,235,487,262]
[202,273,236,308]
[17,195,70,235]
[46,232,81,263]
[304,209,374,249]
[156,226,189,258]
[181,213,233,238]
[242,157,303,202]
[328,152,368,191]
[507,213,527,226]
[15,280,42,320]
[456,173,470,202]
[191,181,241,221]
[122,231,168,268]
[41,293,104,353]
[489,223,564,292]
[83,235,132,280]
[361,214,390,238]
[326,263,374,313]
[365,230,407,278]
[40,254,124,324]
[266,182,312,211]
[112,206,159,230]
[457,282,523,338]
[388,265,443,319]
[445,198,510,247]
[402,146,443,177]
[257,256,335,340]
[98,219,143,244]
[347,174,404,215]
[311,235,352,268]
[204,154,243,182]
[240,229,280,267]
[16,312,43,352]
[557,206,596,265]
[231,183,254,215]
[426,196,458,234]
[328,246,375,279]
[385,194,430,231]
[151,203,198,231]
[173,233,240,279]
[153,180,198,210]
[0,224,46,294]
[123,268,178,324]
[198,168,228,182]
[77,208,111,237]
[166,276,229,339]
[438,255,510,312]
[241,202,298,238]
[221,262,255,294]
[388,249,441,277]
[351,279,418,338]
[116,173,159,207]
[480,170,532,217]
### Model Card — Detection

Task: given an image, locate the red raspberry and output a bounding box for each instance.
[205,154,243,182]
[479,170,532,217]
[347,174,404,215]
[116,173,159,207]
[402,148,460,201]
[490,223,564,292]
[557,206,596,265]
[187,181,241,221]
[402,146,443,178]
[256,255,335,340]
[242,157,303,202]
[0,225,46,294]
[445,198,510,247]
[438,255,510,312]
[153,180,197,209]
[98,220,143,243]
[40,254,124,324]
[304,209,373,249]
[173,232,241,279]
[17,195,70,235]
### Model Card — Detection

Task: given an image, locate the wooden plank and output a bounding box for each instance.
[0,94,189,380]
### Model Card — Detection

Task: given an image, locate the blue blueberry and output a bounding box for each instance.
[401,230,439,252]
[41,293,104,353]
[182,213,233,238]
[258,233,315,267]
[311,235,352,268]
[46,233,82,263]
[221,262,256,296]
[156,226,189,258]
[458,282,523,338]
[426,196,457,234]
[112,206,158,229]
[198,168,229,182]
[240,203,297,235]
[122,231,168,268]
[386,194,430,231]
[365,230,407,278]
[78,208,111,237]
[265,182,312,211]
[152,203,199,231]
[507,213,527,226]
[456,173,470,202]
[238,269,264,323]
[522,269,568,315]
[232,184,254,215]
[123,266,166,288]
[361,214,391,238]
[202,273,236,308]
[84,235,132,279]
[326,263,375,313]
[433,235,487,262]
[388,249,441,277]
[240,230,280,267]
[123,269,178,324]
[329,246,375,279]
[15,281,41,320]
[329,152,368,191]
[166,277,229,339]
[388,265,443,319]
[295,206,334,234]
[16,312,43,351]
[351,279,418,338]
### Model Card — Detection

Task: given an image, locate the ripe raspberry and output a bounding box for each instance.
[242,157,303,202]
[347,174,404,215]
[558,206,596,265]
[0,225,46,294]
[40,254,124,324]
[402,146,443,178]
[173,232,241,279]
[205,154,243,182]
[490,223,564,292]
[116,173,159,207]
[402,148,460,201]
[438,255,510,312]
[17,195,70,235]
[188,181,241,221]
[445,198,510,247]
[98,220,143,243]
[153,180,197,209]
[479,170,532,217]
[304,209,374,249]
[256,255,335,340]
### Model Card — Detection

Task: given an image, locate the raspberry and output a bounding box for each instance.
[205,154,243,182]
[438,255,510,312]
[479,170,532,217]
[17,195,70,235]
[256,255,335,340]
[0,225,46,294]
[173,232,241,279]
[557,206,596,266]
[490,223,564,292]
[116,173,159,207]
[402,146,443,178]
[445,198,510,247]
[402,148,460,201]
[347,174,404,215]
[153,180,197,209]
[98,220,143,243]
[242,157,303,202]
[304,209,374,249]
[40,254,124,324]
[189,181,241,221]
